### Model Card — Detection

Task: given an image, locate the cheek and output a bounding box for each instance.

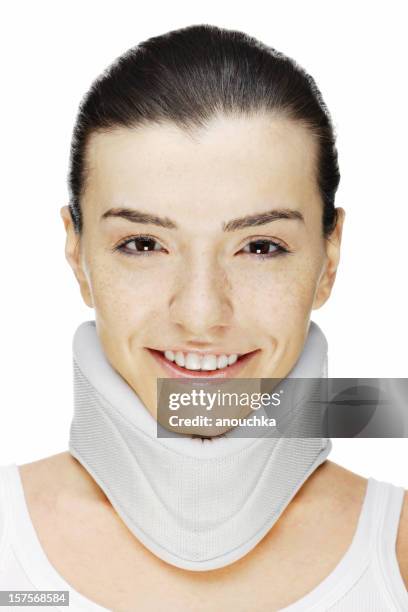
[87,254,170,335]
[230,257,319,328]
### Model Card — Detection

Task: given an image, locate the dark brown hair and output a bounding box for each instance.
[68,24,340,236]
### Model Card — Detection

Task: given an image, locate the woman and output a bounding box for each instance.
[0,24,407,611]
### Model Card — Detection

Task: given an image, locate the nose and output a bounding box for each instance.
[169,254,233,338]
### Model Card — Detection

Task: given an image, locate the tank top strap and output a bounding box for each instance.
[340,477,405,567]
[366,477,408,608]
[0,464,13,532]
[364,477,405,551]
[340,477,387,555]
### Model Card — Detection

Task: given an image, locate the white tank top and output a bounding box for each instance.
[0,463,407,611]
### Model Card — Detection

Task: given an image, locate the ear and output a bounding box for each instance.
[313,207,346,310]
[60,205,94,308]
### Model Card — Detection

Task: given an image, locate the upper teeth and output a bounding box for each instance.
[163,350,239,371]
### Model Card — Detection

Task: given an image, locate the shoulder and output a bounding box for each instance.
[297,459,368,510]
[319,463,408,589]
[18,451,111,527]
[18,451,109,505]
[300,461,408,588]
[396,489,408,589]
[287,459,368,545]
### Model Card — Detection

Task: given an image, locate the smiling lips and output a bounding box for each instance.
[147,347,259,378]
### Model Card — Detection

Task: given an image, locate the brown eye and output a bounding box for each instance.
[241,239,287,257]
[115,235,164,256]
[127,237,158,252]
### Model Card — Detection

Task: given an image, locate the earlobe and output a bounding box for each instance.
[312,275,331,310]
[60,206,79,270]
[312,270,338,310]
[312,207,346,311]
[60,205,94,309]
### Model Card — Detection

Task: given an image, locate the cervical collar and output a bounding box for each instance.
[69,321,331,571]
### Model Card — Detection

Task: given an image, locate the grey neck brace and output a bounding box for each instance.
[69,320,332,571]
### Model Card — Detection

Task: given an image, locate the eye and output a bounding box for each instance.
[239,239,290,259]
[113,235,165,256]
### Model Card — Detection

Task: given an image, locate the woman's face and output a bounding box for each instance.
[61,113,344,418]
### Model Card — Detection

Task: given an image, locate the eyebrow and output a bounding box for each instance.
[222,208,304,231]
[100,207,305,231]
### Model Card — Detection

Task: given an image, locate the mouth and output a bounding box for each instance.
[146,347,260,378]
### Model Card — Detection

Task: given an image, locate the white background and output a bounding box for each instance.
[1,1,407,486]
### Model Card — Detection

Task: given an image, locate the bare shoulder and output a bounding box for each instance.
[292,458,368,513]
[19,451,73,487]
[20,451,70,487]
[303,461,408,589]
[397,489,408,589]
[18,451,109,509]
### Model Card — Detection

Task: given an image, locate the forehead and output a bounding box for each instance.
[83,113,321,223]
